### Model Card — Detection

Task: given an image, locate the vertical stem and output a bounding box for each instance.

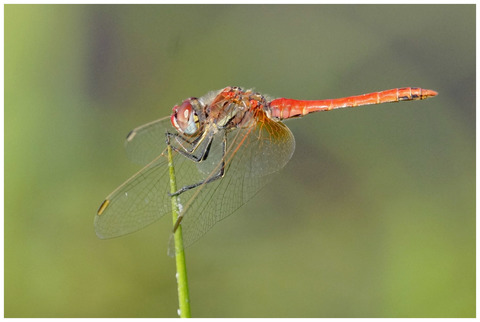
[167,144,191,318]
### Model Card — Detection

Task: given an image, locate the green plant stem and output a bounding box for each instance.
[167,144,191,318]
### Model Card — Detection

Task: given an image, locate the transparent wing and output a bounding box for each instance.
[95,114,206,239]
[95,146,212,239]
[95,153,171,238]
[124,116,172,166]
[95,110,295,247]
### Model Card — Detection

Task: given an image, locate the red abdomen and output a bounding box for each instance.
[268,87,438,120]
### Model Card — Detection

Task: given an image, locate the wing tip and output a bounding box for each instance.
[97,199,110,216]
[126,130,137,142]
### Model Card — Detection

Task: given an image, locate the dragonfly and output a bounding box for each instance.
[95,86,437,248]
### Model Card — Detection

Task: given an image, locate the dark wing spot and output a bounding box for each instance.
[126,130,136,141]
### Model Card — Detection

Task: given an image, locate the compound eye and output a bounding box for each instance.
[171,99,200,135]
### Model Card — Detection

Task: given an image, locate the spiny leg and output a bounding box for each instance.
[170,132,227,232]
[169,131,227,197]
[165,131,212,162]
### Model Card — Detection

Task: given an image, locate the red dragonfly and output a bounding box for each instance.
[96,86,437,247]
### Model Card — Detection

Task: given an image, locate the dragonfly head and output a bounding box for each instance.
[171,98,202,136]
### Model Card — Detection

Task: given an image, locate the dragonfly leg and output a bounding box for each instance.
[168,132,227,197]
[171,136,227,233]
[165,131,212,162]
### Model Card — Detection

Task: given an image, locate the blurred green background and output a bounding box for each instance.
[5,4,474,318]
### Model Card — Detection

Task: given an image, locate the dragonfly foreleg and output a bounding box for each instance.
[168,132,227,197]
[166,131,213,162]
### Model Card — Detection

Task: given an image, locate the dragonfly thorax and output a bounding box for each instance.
[203,87,270,130]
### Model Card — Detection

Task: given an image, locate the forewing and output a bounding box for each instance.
[95,154,171,238]
[125,116,172,166]
[95,148,211,239]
